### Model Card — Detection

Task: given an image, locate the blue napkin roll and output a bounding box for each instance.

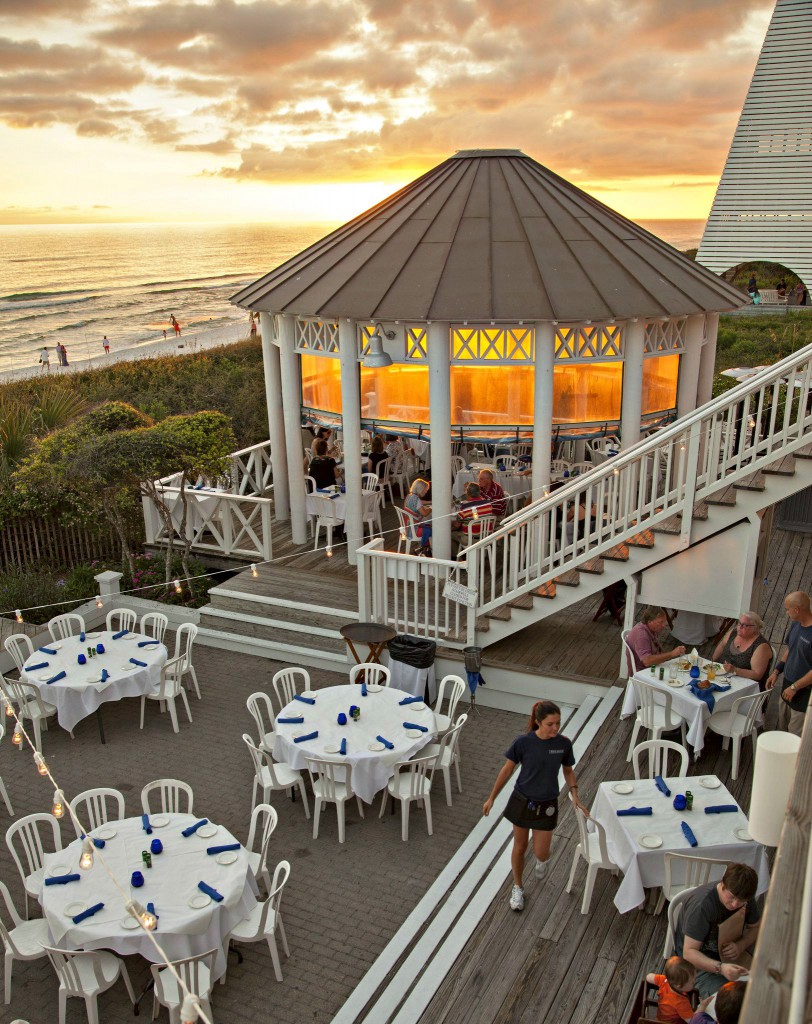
[138,640,160,648]
[361,682,368,696]
[147,901,158,919]
[207,843,240,855]
[704,805,739,814]
[399,695,423,706]
[340,738,347,756]
[181,819,209,837]
[681,821,698,847]
[277,716,304,724]
[100,669,109,683]
[79,632,85,642]
[655,775,671,797]
[616,806,653,816]
[27,661,49,671]
[293,694,316,705]
[112,629,129,640]
[38,646,57,655]
[293,731,319,743]
[141,814,152,834]
[376,735,395,750]
[45,873,81,886]
[403,722,429,732]
[73,902,104,924]
[129,657,147,668]
[45,670,67,684]
[197,881,224,903]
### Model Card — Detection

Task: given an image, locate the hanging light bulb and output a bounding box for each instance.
[96,595,103,609]
[52,789,65,819]
[251,563,259,578]
[5,700,14,717]
[34,752,49,776]
[399,528,407,541]
[15,609,23,623]
[12,724,23,746]
[181,993,201,1023]
[613,466,620,476]
[127,900,158,932]
[472,507,479,520]
[326,546,333,558]
[174,579,182,594]
[79,837,94,870]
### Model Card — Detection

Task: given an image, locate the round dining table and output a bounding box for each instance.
[40,813,258,981]
[21,629,167,737]
[273,683,437,804]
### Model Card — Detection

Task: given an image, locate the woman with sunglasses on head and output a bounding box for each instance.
[483,699,587,912]
[712,611,772,690]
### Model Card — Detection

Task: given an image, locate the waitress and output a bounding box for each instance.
[483,699,586,912]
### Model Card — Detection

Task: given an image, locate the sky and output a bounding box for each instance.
[0,0,775,226]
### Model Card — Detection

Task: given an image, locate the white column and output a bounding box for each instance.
[427,322,451,560]
[532,322,555,498]
[696,313,719,407]
[676,314,706,419]
[260,312,289,520]
[338,319,363,566]
[277,314,307,544]
[620,319,646,450]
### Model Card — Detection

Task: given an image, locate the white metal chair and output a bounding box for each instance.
[272,666,309,711]
[228,861,291,982]
[0,677,57,753]
[625,678,687,761]
[245,803,278,895]
[6,813,63,919]
[105,609,136,633]
[247,691,276,754]
[150,949,215,1024]
[243,734,310,818]
[424,713,467,807]
[140,778,194,816]
[663,885,698,958]
[311,493,345,551]
[45,945,136,1024]
[307,758,364,843]
[434,675,467,735]
[48,613,85,642]
[565,794,620,914]
[70,788,125,837]
[139,611,168,644]
[348,664,391,687]
[173,622,200,699]
[3,635,33,676]
[0,722,14,816]
[139,654,192,734]
[707,689,771,781]
[632,740,689,780]
[379,754,434,841]
[395,506,422,554]
[0,880,49,1003]
[655,853,730,916]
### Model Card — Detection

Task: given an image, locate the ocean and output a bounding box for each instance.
[0,219,705,375]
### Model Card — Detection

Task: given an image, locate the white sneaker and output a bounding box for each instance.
[534,858,549,880]
[509,885,525,911]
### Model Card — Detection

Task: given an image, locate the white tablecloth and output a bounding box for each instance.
[273,684,437,804]
[22,631,167,732]
[387,661,437,703]
[622,659,760,755]
[306,489,380,522]
[40,814,258,980]
[590,776,770,913]
[452,469,528,501]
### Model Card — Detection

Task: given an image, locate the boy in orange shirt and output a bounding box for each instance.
[646,957,698,1023]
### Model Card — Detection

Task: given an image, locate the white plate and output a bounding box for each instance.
[86,632,101,640]
[38,674,56,683]
[188,894,211,909]
[407,701,427,711]
[51,642,63,650]
[301,691,316,699]
[405,729,425,738]
[666,680,685,688]
[700,777,721,789]
[639,835,663,849]
[121,916,141,930]
[734,827,752,841]
[65,902,86,917]
[612,782,634,795]
[96,827,117,840]
[48,863,69,877]
[151,815,170,828]
[324,744,341,754]
[217,852,239,866]
[196,824,218,839]
[368,742,386,752]
[365,684,382,693]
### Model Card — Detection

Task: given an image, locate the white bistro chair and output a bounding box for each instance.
[632,740,689,780]
[0,677,58,753]
[272,666,309,711]
[570,461,593,475]
[450,454,466,481]
[379,754,434,841]
[663,885,698,958]
[245,803,278,895]
[243,734,310,818]
[311,493,344,551]
[3,635,34,676]
[45,945,136,1024]
[150,949,215,1024]
[423,713,467,807]
[70,787,126,836]
[140,778,194,816]
[173,622,200,700]
[0,880,50,1003]
[306,758,365,843]
[361,483,384,541]
[6,813,63,919]
[565,794,619,914]
[395,506,422,554]
[550,459,571,475]
[655,853,730,916]
[0,722,14,815]
[139,655,192,734]
[349,664,390,688]
[228,861,292,982]
[625,678,687,761]
[140,611,168,644]
[247,691,276,754]
[434,675,467,736]
[707,689,771,781]
[105,609,137,633]
[48,613,86,642]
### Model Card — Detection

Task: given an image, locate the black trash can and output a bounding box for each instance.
[389,634,437,669]
[388,634,437,702]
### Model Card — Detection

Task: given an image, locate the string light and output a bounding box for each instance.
[5,701,14,718]
[326,546,333,558]
[181,994,201,1022]
[127,900,158,932]
[96,595,104,608]
[34,752,49,775]
[15,609,23,623]
[79,837,95,870]
[12,725,23,746]
[52,789,65,818]
[251,563,258,578]
[174,579,182,594]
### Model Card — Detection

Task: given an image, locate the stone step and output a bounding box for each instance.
[199,607,346,654]
[762,455,796,476]
[555,569,581,587]
[733,471,766,491]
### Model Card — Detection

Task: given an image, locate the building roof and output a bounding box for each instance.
[232,150,747,322]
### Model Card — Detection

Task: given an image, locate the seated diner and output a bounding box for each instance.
[307,437,342,489]
[404,478,432,555]
[626,606,687,672]
[712,611,772,689]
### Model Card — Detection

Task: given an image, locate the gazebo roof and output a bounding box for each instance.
[232,149,746,322]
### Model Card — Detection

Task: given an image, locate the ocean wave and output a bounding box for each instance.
[0,294,101,312]
[1,289,93,302]
[139,272,253,288]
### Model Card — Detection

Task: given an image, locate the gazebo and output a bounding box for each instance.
[232,149,745,562]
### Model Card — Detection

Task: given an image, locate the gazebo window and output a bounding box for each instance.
[450,325,534,363]
[450,366,534,425]
[553,362,623,423]
[360,363,430,422]
[295,319,340,355]
[554,324,624,362]
[301,353,342,413]
[642,354,680,414]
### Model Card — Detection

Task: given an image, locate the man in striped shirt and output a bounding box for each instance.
[477,469,507,517]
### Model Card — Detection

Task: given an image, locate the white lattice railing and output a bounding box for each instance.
[143,488,272,561]
[229,440,273,496]
[358,342,812,644]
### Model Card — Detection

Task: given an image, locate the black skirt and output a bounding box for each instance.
[503,790,559,831]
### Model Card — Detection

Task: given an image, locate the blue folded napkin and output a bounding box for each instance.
[197,881,224,903]
[293,694,316,705]
[376,735,395,750]
[340,738,347,756]
[38,646,57,655]
[80,834,106,849]
[681,821,699,847]
[141,814,152,834]
[100,669,109,683]
[207,843,240,855]
[27,661,49,671]
[655,775,671,797]
[129,657,147,668]
[293,731,319,743]
[45,670,67,685]
[138,640,160,648]
[616,806,653,816]
[688,681,731,712]
[399,695,423,706]
[403,722,429,732]
[44,873,81,886]
[181,819,209,837]
[316,488,334,494]
[361,682,368,697]
[112,629,129,640]
[277,716,304,724]
[704,805,739,814]
[73,902,104,924]
[79,632,86,643]
[146,901,159,920]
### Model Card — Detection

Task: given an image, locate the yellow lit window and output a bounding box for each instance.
[553,363,623,423]
[301,353,342,414]
[642,354,680,414]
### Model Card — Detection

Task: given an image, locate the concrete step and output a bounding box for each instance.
[199,606,346,654]
[196,626,347,671]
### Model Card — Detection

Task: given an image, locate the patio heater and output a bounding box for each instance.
[463,646,484,714]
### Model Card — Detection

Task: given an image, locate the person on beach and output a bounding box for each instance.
[483,699,586,912]
[163,329,167,340]
[39,346,50,372]
[250,316,257,337]
[103,335,111,354]
[55,342,65,367]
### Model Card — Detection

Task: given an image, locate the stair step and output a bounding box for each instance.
[485,605,512,621]
[627,530,655,548]
[604,544,630,561]
[796,443,812,459]
[199,609,346,654]
[507,593,535,610]
[734,471,766,491]
[554,569,581,587]
[692,502,709,520]
[763,455,796,476]
[580,557,605,575]
[533,582,557,599]
[706,485,737,506]
[445,618,491,643]
[652,515,682,534]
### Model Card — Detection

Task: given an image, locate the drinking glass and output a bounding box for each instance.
[668,664,678,682]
